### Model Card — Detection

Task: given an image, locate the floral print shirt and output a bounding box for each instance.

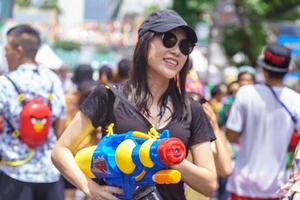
[0,64,65,183]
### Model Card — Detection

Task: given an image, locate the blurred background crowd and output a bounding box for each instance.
[1,0,300,94]
[1,0,300,200]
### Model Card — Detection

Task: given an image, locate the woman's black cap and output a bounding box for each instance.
[138,9,198,43]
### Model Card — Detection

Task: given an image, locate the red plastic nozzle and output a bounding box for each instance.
[157,138,186,166]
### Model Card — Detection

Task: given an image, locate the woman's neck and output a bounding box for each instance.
[147,74,169,104]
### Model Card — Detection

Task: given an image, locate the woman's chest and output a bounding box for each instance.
[112,104,192,148]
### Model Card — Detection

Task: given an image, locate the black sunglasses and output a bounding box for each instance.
[161,31,195,55]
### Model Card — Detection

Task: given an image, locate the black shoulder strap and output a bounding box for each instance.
[4,75,26,106]
[107,84,153,129]
[265,83,298,124]
[1,114,17,133]
[5,74,54,109]
[4,75,22,95]
[2,76,22,133]
[47,82,54,110]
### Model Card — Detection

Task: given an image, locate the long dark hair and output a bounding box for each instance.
[127,31,190,121]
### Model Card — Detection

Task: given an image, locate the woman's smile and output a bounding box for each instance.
[163,57,179,68]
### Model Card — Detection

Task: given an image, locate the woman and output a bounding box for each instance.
[51,9,217,200]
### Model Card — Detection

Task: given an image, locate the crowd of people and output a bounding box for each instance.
[1,8,300,200]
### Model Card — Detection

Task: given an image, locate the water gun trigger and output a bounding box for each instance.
[153,169,181,184]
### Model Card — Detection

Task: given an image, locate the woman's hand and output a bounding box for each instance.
[202,102,218,131]
[86,181,123,200]
[172,143,218,196]
[51,112,122,200]
[202,102,233,177]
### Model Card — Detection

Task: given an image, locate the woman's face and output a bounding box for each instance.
[147,28,188,80]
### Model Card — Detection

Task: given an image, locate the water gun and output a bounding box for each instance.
[75,129,186,200]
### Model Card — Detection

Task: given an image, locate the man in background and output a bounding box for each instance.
[226,43,300,199]
[0,24,65,200]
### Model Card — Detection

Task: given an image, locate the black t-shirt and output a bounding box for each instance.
[80,84,215,200]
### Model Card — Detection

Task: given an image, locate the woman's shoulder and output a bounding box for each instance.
[180,98,204,124]
[189,98,202,112]
[188,98,207,120]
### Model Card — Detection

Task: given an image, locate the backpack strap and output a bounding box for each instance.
[105,84,160,138]
[3,76,22,136]
[265,83,298,124]
[1,115,20,137]
[5,74,54,109]
[4,75,26,105]
[0,148,35,166]
[47,82,54,110]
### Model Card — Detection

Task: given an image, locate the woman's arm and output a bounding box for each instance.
[172,141,218,197]
[53,118,66,138]
[226,128,240,143]
[51,111,122,200]
[202,103,233,177]
[211,129,233,177]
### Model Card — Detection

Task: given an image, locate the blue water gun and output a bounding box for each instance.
[75,129,186,200]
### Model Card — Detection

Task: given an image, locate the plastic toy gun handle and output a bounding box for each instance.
[75,146,97,179]
[153,169,182,184]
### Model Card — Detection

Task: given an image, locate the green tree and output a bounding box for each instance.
[16,0,60,14]
[40,0,60,14]
[173,0,300,66]
[145,3,160,16]
[53,40,81,52]
[172,0,218,28]
[223,0,300,66]
[16,0,31,7]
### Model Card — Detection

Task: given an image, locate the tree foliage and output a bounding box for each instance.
[145,3,160,16]
[16,0,31,7]
[172,0,218,28]
[173,0,300,66]
[54,40,81,52]
[15,0,60,14]
[225,0,300,66]
[40,0,60,14]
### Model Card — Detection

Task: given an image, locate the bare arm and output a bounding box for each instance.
[172,142,218,196]
[226,128,240,143]
[51,111,123,200]
[53,118,66,138]
[202,103,232,177]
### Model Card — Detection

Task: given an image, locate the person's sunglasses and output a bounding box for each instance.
[161,31,195,56]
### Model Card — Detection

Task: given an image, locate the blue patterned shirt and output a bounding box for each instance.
[0,63,65,183]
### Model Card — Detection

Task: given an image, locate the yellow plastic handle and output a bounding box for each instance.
[115,139,136,174]
[139,139,155,168]
[74,146,97,178]
[153,169,182,184]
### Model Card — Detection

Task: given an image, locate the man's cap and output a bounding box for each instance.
[257,43,291,72]
[138,9,198,43]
